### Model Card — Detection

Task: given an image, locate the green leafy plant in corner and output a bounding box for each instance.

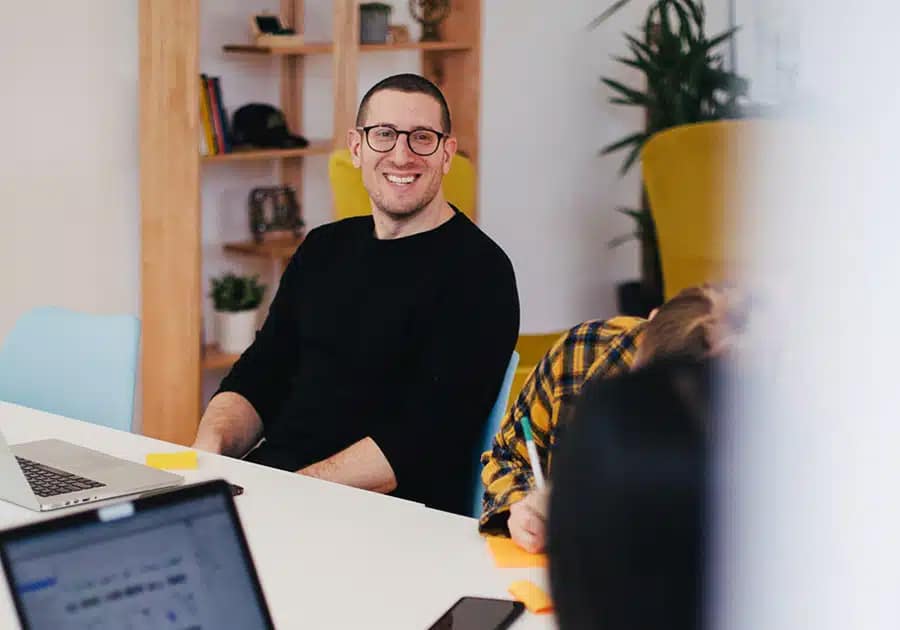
[210,273,266,312]
[592,0,748,307]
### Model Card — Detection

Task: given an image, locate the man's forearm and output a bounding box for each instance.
[299,437,397,493]
[193,392,264,458]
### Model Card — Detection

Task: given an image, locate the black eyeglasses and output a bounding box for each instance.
[357,125,447,156]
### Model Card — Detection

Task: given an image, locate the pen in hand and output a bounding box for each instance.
[520,416,546,490]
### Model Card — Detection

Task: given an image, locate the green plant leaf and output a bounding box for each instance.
[601,78,653,106]
[608,233,638,249]
[609,97,647,107]
[619,141,644,175]
[615,207,649,221]
[601,131,648,156]
[624,34,655,60]
[703,26,741,52]
[684,0,705,28]
[209,272,266,312]
[588,0,634,29]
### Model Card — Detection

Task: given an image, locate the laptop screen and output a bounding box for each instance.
[0,480,273,630]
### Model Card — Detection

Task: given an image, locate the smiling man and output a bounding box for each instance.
[192,74,520,515]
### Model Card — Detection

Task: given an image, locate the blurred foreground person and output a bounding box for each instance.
[547,357,716,630]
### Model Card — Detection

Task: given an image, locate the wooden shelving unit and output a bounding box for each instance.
[223,237,303,261]
[201,141,332,163]
[202,345,241,371]
[140,0,483,445]
[223,41,472,55]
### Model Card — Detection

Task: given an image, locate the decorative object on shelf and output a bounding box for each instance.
[409,0,450,42]
[387,24,411,44]
[231,104,309,149]
[248,186,303,243]
[590,0,748,315]
[210,273,266,356]
[250,12,304,47]
[360,3,392,44]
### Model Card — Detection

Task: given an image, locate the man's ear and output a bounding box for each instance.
[442,136,458,175]
[347,128,362,168]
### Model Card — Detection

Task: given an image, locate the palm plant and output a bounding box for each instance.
[593,0,748,310]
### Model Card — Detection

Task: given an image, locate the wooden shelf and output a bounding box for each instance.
[201,141,332,163]
[363,41,472,52]
[223,41,473,56]
[202,344,240,371]
[223,42,333,55]
[224,237,304,261]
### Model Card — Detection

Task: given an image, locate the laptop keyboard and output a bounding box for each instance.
[15,457,106,498]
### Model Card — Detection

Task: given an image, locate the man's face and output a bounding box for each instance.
[348,89,457,218]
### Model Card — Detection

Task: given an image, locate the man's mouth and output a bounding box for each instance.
[383,173,421,186]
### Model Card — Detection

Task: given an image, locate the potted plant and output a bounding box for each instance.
[592,0,748,315]
[210,273,266,355]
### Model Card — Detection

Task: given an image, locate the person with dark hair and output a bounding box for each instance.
[191,74,519,515]
[547,357,713,630]
[479,284,747,549]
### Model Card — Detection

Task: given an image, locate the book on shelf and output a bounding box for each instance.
[199,74,232,156]
[198,74,215,156]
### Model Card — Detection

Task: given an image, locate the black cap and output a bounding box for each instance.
[231,103,309,149]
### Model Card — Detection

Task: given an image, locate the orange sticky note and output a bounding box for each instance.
[485,536,548,568]
[145,451,198,470]
[508,580,554,614]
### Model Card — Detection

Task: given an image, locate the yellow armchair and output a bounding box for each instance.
[641,120,756,299]
[328,149,477,221]
[507,332,565,411]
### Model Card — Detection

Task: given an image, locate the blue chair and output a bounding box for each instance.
[0,306,140,432]
[470,351,520,517]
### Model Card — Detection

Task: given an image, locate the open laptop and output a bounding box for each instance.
[0,479,274,630]
[0,429,182,511]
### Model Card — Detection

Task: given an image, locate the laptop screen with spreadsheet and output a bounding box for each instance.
[0,480,273,630]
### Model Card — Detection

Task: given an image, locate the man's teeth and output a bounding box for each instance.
[386,174,416,184]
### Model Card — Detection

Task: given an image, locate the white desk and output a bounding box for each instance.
[0,402,555,629]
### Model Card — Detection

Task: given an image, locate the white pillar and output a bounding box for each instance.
[714,3,900,629]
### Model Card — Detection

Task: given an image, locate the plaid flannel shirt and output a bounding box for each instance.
[478,316,646,533]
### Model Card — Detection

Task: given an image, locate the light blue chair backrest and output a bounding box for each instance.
[470,350,520,517]
[0,306,140,432]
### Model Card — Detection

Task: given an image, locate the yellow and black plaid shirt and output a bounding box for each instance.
[478,316,646,533]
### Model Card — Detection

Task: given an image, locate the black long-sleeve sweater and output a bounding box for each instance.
[217,208,519,514]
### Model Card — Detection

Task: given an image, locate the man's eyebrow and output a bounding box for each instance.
[366,122,441,132]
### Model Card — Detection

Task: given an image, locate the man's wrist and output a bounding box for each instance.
[192,433,224,454]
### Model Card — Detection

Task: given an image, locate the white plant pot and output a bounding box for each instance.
[215,309,259,355]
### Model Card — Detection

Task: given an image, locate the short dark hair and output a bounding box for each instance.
[548,357,714,630]
[355,73,452,133]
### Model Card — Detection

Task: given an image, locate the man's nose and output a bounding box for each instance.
[389,133,415,163]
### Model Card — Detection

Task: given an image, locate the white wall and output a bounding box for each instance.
[0,1,139,341]
[0,0,729,345]
[480,0,729,332]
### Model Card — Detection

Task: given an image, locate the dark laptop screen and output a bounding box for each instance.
[0,481,273,630]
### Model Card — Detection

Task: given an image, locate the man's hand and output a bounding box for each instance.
[508,488,550,553]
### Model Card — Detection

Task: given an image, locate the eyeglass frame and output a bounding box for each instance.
[356,124,449,157]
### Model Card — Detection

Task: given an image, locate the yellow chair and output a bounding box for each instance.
[641,120,758,300]
[507,332,565,411]
[328,149,477,221]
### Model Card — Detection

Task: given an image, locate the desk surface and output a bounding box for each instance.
[0,402,555,629]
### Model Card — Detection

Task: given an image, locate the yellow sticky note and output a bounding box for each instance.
[145,451,198,470]
[508,580,554,614]
[485,536,548,568]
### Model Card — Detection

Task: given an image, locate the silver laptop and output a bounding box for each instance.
[0,429,182,511]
